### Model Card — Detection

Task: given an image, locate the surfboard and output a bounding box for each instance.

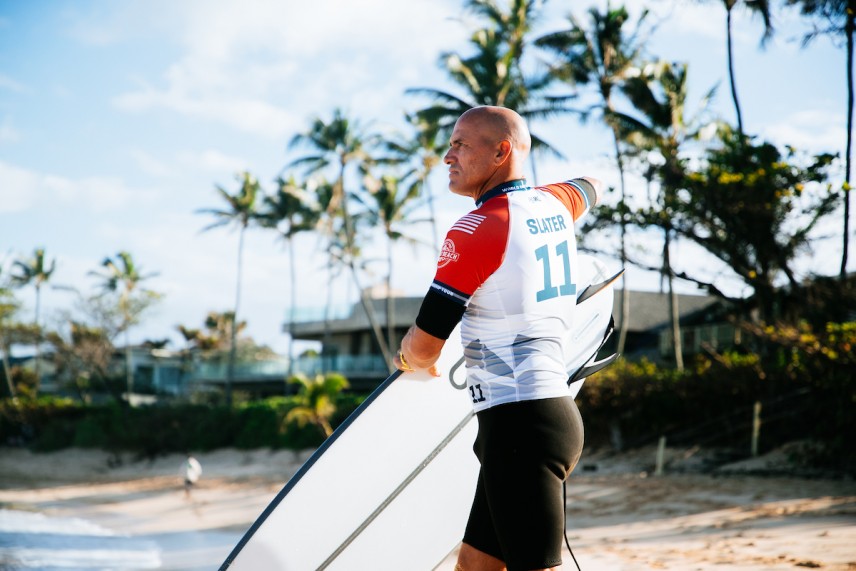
[219,254,619,571]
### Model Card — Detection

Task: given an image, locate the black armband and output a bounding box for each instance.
[415,289,466,340]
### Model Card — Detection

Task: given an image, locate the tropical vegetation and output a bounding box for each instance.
[1,0,853,472]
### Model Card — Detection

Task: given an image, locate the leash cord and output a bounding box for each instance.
[562,481,582,571]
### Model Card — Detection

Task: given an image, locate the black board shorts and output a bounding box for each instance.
[462,396,584,571]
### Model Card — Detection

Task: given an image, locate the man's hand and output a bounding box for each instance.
[395,326,444,377]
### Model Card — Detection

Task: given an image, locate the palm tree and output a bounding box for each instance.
[0,267,19,399]
[90,251,158,400]
[285,372,349,438]
[287,109,393,367]
[787,0,854,278]
[696,0,773,134]
[406,0,576,179]
[357,171,431,354]
[259,175,319,375]
[198,171,262,406]
[384,114,447,256]
[11,247,56,393]
[536,3,654,355]
[616,61,717,369]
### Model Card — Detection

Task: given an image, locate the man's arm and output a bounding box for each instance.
[538,176,604,220]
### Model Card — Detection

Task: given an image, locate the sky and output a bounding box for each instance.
[0,0,850,357]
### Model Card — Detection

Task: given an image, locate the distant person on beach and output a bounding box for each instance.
[182,455,202,498]
[394,106,602,571]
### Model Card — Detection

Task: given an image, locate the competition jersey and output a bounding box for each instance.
[431,179,593,412]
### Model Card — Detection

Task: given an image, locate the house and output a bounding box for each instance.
[285,288,732,389]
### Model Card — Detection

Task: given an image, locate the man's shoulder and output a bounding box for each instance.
[449,196,509,236]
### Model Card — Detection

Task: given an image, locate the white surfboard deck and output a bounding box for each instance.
[220,255,617,571]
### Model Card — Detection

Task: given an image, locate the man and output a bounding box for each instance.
[181,454,202,499]
[394,106,602,571]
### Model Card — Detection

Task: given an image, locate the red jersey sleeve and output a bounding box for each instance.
[431,195,510,303]
[537,180,594,221]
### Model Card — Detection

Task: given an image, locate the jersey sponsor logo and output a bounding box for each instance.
[450,213,486,235]
[438,238,460,268]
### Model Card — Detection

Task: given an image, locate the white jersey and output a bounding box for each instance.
[429,179,593,412]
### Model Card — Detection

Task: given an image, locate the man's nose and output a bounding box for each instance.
[444,149,454,164]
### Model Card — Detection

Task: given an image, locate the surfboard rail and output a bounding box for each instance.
[219,255,622,571]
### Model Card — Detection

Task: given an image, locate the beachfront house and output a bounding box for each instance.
[284,287,738,390]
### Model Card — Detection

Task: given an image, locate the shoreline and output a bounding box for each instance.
[1,446,855,570]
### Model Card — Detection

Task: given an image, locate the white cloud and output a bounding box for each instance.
[177,148,250,176]
[108,0,465,138]
[761,108,846,155]
[128,149,173,177]
[0,161,38,213]
[0,160,161,215]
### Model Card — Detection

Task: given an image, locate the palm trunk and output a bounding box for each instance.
[386,233,395,357]
[287,235,297,379]
[33,284,41,395]
[337,163,390,368]
[841,10,854,279]
[323,260,334,373]
[664,229,684,371]
[227,224,246,407]
[125,327,133,401]
[349,262,393,372]
[2,341,15,400]
[611,126,630,355]
[725,8,744,134]
[423,166,440,258]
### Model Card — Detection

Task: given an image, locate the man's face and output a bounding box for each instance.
[444,115,499,199]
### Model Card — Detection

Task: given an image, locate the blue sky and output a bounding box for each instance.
[0,0,849,355]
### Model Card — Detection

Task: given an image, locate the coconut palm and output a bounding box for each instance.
[696,0,773,134]
[787,0,854,278]
[10,247,56,393]
[285,372,349,438]
[0,267,19,399]
[535,3,654,355]
[383,114,447,256]
[90,251,158,400]
[287,109,392,366]
[198,171,262,406]
[357,171,431,354]
[615,61,717,369]
[406,0,576,179]
[259,175,319,375]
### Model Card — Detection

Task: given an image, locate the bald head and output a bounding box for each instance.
[459,106,531,159]
[444,106,532,201]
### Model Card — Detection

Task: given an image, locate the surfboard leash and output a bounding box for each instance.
[562,482,583,571]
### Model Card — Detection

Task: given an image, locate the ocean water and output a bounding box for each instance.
[0,510,242,570]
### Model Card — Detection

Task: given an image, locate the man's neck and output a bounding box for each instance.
[472,169,525,203]
[475,178,528,207]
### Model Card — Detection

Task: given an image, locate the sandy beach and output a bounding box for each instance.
[1,445,854,570]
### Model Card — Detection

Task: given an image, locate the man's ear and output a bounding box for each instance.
[495,140,512,163]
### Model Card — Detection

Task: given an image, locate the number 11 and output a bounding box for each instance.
[535,241,575,302]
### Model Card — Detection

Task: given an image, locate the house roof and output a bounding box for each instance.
[287,289,721,339]
[617,289,721,332]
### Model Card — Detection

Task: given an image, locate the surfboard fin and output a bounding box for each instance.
[576,268,625,305]
[568,352,618,385]
[567,315,617,386]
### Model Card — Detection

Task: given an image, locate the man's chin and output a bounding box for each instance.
[449,185,471,198]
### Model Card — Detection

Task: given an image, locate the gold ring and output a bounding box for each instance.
[398,350,413,371]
